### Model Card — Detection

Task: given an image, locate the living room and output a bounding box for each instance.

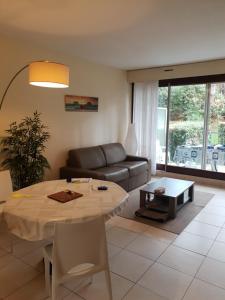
[1,1,225,300]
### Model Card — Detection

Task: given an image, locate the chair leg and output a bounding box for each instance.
[105,269,113,300]
[43,255,51,296]
[88,275,93,285]
[0,219,13,253]
[8,234,13,254]
[52,271,59,300]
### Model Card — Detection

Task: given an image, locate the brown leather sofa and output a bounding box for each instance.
[60,143,151,191]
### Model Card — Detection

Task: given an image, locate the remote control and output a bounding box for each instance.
[97,186,108,191]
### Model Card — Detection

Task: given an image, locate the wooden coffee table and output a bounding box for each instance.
[137,178,194,220]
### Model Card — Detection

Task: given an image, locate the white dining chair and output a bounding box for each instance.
[0,169,12,202]
[0,169,13,218]
[43,216,112,300]
[0,170,13,252]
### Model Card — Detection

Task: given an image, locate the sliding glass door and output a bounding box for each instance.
[157,80,225,176]
[168,84,206,169]
[205,83,225,173]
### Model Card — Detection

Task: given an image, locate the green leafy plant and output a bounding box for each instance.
[0,111,50,190]
[218,123,225,145]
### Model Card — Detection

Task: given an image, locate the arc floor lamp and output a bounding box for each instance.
[0,61,70,111]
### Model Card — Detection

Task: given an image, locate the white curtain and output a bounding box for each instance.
[133,81,158,175]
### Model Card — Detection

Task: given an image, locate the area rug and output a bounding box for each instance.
[119,188,214,234]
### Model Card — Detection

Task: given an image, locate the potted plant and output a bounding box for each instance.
[0,111,50,190]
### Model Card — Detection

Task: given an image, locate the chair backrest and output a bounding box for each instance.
[53,216,108,276]
[0,170,13,202]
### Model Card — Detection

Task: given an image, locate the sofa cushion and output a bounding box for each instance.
[101,143,126,165]
[95,166,129,182]
[68,146,106,170]
[112,161,148,177]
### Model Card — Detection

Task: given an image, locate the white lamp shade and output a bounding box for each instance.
[29,61,69,88]
[124,123,138,155]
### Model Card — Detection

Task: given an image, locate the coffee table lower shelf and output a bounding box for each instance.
[135,196,191,222]
[135,207,169,222]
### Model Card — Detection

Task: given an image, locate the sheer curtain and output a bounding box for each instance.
[133,82,158,175]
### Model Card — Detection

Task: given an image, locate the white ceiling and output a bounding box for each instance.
[0,0,225,70]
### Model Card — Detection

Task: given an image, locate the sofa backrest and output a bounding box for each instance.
[101,143,126,165]
[68,146,106,170]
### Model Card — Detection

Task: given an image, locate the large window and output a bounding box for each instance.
[157,76,225,177]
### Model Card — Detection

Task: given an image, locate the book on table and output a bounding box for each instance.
[48,190,83,203]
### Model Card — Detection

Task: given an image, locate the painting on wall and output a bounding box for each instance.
[64,95,98,112]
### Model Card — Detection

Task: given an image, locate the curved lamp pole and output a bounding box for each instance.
[0,64,29,111]
[0,61,69,111]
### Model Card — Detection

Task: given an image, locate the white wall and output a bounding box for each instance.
[0,35,129,179]
[127,59,225,82]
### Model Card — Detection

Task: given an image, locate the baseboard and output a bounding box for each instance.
[156,170,225,189]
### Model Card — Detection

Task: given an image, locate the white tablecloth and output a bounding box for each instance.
[3,179,128,241]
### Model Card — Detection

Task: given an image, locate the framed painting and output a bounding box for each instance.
[64,95,98,112]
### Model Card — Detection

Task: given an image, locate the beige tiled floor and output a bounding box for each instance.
[1,182,225,299]
[138,262,193,300]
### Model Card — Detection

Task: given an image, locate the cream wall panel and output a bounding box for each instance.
[0,35,129,179]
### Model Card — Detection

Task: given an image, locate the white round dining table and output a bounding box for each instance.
[3,179,128,241]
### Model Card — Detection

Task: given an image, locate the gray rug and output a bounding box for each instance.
[119,189,214,234]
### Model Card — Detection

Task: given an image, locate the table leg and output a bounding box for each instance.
[169,197,177,219]
[189,185,194,202]
[140,190,147,208]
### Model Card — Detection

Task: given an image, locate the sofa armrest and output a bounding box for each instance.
[125,155,150,163]
[60,166,106,180]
